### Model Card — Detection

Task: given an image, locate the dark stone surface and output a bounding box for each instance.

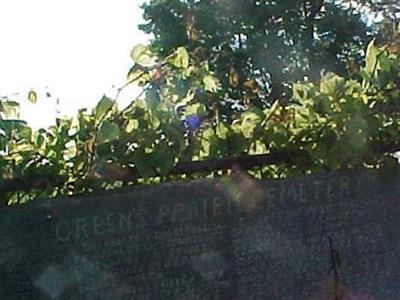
[1,170,400,299]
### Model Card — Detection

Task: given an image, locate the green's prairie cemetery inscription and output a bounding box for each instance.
[0,170,399,299]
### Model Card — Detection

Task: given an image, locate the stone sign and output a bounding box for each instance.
[0,170,400,299]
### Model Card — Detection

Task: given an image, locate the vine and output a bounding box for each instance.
[0,33,399,205]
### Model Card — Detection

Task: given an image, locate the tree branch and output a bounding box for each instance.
[0,151,300,194]
[171,151,297,175]
[1,143,399,195]
[0,176,65,195]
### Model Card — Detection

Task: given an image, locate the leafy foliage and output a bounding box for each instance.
[0,5,399,205]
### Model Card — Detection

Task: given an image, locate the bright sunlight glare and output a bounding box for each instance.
[0,0,149,129]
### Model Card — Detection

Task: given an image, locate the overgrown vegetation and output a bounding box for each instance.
[0,1,399,205]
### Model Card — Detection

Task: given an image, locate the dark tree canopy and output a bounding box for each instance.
[139,0,376,116]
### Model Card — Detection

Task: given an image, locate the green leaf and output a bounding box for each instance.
[13,142,34,153]
[97,120,120,144]
[365,40,379,75]
[216,123,229,139]
[0,119,27,133]
[201,128,216,155]
[145,87,160,109]
[169,47,189,69]
[95,95,114,120]
[63,140,77,159]
[241,111,263,139]
[292,83,316,104]
[149,114,161,129]
[203,75,219,92]
[184,103,206,116]
[127,65,145,82]
[17,126,32,141]
[134,150,156,177]
[162,124,186,153]
[131,44,147,61]
[320,73,345,96]
[126,119,139,133]
[0,101,20,118]
[130,44,157,67]
[294,107,311,128]
[268,126,289,148]
[152,143,175,176]
[28,90,37,103]
[378,53,392,72]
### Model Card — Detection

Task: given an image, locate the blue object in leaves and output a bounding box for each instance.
[184,115,202,130]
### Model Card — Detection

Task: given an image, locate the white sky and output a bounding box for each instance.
[0,0,149,129]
